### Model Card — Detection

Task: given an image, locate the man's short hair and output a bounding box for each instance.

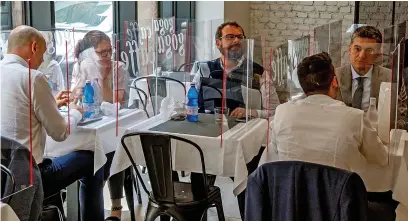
[351,26,382,44]
[297,52,335,94]
[215,21,245,39]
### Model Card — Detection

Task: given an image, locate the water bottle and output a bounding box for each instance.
[367,97,379,130]
[186,83,199,122]
[92,78,101,116]
[83,80,95,118]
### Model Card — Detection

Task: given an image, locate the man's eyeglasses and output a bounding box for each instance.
[219,34,246,41]
[95,48,113,57]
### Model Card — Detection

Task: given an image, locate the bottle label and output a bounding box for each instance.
[186,106,198,116]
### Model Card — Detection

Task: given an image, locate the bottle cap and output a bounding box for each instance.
[370,97,376,104]
[85,80,91,84]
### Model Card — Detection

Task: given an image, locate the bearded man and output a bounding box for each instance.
[191,21,280,118]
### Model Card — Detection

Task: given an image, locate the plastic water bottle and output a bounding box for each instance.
[83,80,95,118]
[92,78,101,116]
[186,83,199,122]
[367,97,379,130]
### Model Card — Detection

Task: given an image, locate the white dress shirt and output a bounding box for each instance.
[0,54,82,163]
[191,59,280,118]
[351,65,373,111]
[70,58,128,94]
[270,94,388,172]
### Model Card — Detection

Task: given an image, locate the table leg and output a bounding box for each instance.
[66,181,80,221]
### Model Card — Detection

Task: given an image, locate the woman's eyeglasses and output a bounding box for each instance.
[219,34,246,41]
[95,48,112,57]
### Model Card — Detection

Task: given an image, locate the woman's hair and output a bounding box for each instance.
[297,52,335,94]
[74,30,110,59]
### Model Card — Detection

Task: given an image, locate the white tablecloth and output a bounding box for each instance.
[110,114,268,195]
[259,129,408,220]
[1,203,20,221]
[45,109,148,173]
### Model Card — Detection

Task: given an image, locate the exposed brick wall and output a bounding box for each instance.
[396,1,408,25]
[359,1,393,31]
[250,1,355,67]
[250,1,355,49]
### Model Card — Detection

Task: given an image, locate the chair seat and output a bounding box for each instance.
[149,182,221,207]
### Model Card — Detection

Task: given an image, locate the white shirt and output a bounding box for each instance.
[70,58,128,96]
[191,59,280,118]
[0,54,82,163]
[351,65,373,111]
[270,94,388,172]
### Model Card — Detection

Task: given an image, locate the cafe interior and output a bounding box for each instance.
[1,1,408,221]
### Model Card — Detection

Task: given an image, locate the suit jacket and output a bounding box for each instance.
[245,161,368,221]
[335,64,390,106]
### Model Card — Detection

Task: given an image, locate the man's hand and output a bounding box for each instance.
[230,107,257,118]
[230,107,246,118]
[55,90,72,108]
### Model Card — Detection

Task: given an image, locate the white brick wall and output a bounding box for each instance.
[358,1,393,30]
[396,1,408,25]
[250,1,355,66]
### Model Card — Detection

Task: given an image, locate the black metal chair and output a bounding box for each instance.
[1,164,16,204]
[128,85,150,118]
[131,76,187,116]
[121,132,225,221]
[200,80,246,114]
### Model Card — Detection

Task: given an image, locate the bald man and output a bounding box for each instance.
[1,26,105,221]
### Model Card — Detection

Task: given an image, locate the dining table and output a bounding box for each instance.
[110,113,269,196]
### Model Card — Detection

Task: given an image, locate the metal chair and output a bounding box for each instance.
[131,76,187,116]
[128,85,150,118]
[121,132,225,221]
[1,164,16,204]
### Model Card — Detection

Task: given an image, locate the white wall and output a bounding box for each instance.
[195,1,224,61]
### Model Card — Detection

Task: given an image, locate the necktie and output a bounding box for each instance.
[352,77,364,109]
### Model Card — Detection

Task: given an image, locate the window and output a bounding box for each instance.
[1,1,12,30]
[51,1,114,88]
[54,1,113,32]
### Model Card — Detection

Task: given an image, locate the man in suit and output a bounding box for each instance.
[268,52,395,220]
[336,25,390,110]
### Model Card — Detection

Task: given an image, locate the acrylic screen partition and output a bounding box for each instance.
[118,18,258,148]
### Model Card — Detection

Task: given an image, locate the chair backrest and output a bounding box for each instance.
[121,132,208,203]
[132,76,187,115]
[128,85,150,118]
[1,136,44,221]
[1,164,15,204]
[200,77,246,112]
[245,161,368,221]
[241,85,262,110]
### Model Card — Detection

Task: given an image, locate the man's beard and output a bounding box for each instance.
[219,44,243,61]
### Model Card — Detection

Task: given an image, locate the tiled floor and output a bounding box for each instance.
[103,172,242,221]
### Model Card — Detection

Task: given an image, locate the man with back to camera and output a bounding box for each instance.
[191,21,280,119]
[268,52,396,220]
[0,25,105,221]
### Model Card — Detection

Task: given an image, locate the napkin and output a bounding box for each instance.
[159,97,175,120]
[101,102,121,116]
